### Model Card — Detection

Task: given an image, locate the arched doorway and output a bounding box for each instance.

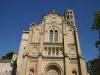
[45,65,61,75]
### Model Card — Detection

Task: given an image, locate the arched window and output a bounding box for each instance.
[56,47,59,55]
[72,70,77,75]
[50,30,53,42]
[71,21,73,25]
[52,48,55,55]
[70,11,72,14]
[49,29,59,42]
[48,47,51,55]
[67,21,70,25]
[55,30,58,42]
[70,15,73,19]
[29,69,34,75]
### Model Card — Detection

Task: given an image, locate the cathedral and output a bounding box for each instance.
[17,9,90,75]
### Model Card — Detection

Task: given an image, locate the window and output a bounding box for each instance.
[70,15,73,19]
[67,15,69,19]
[50,30,53,42]
[56,47,59,55]
[48,47,51,55]
[49,30,58,42]
[45,47,62,56]
[29,69,34,75]
[66,11,69,14]
[52,48,55,55]
[55,30,58,42]
[70,11,72,14]
[60,47,63,55]
[71,21,73,25]
[67,21,70,25]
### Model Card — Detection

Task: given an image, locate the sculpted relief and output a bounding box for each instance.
[68,45,76,57]
[45,14,62,24]
[31,45,38,54]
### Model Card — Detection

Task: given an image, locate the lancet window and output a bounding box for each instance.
[50,30,53,42]
[49,30,58,42]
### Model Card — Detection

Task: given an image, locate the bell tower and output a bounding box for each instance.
[64,9,75,26]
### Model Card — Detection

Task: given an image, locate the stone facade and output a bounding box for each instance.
[17,9,90,75]
[0,60,11,75]
[0,52,18,75]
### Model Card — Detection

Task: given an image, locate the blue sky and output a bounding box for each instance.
[0,0,100,61]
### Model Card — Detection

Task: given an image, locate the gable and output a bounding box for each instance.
[44,13,63,24]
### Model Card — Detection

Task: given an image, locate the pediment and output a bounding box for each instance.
[44,13,63,24]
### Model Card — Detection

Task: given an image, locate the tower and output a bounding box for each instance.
[17,9,90,75]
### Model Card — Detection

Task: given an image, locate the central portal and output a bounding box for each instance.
[46,65,61,75]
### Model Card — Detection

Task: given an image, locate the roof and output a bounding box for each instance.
[0,59,11,63]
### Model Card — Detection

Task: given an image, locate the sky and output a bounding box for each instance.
[0,0,100,61]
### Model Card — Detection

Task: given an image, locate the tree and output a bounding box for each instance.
[2,52,14,59]
[87,11,100,75]
[92,12,100,31]
[11,59,17,75]
[87,60,94,75]
[91,11,100,57]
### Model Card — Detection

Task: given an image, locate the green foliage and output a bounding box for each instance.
[91,12,100,30]
[91,11,100,50]
[95,40,100,48]
[11,59,17,75]
[2,52,14,59]
[87,61,94,75]
[88,11,100,75]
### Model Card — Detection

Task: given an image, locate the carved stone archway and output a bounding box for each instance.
[45,64,61,75]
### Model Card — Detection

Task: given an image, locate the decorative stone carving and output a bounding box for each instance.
[69,47,76,55]
[51,17,57,23]
[68,45,76,55]
[31,45,38,54]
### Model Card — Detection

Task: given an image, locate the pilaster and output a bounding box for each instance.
[19,29,33,75]
[74,27,82,57]
[62,19,70,75]
[37,19,45,75]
